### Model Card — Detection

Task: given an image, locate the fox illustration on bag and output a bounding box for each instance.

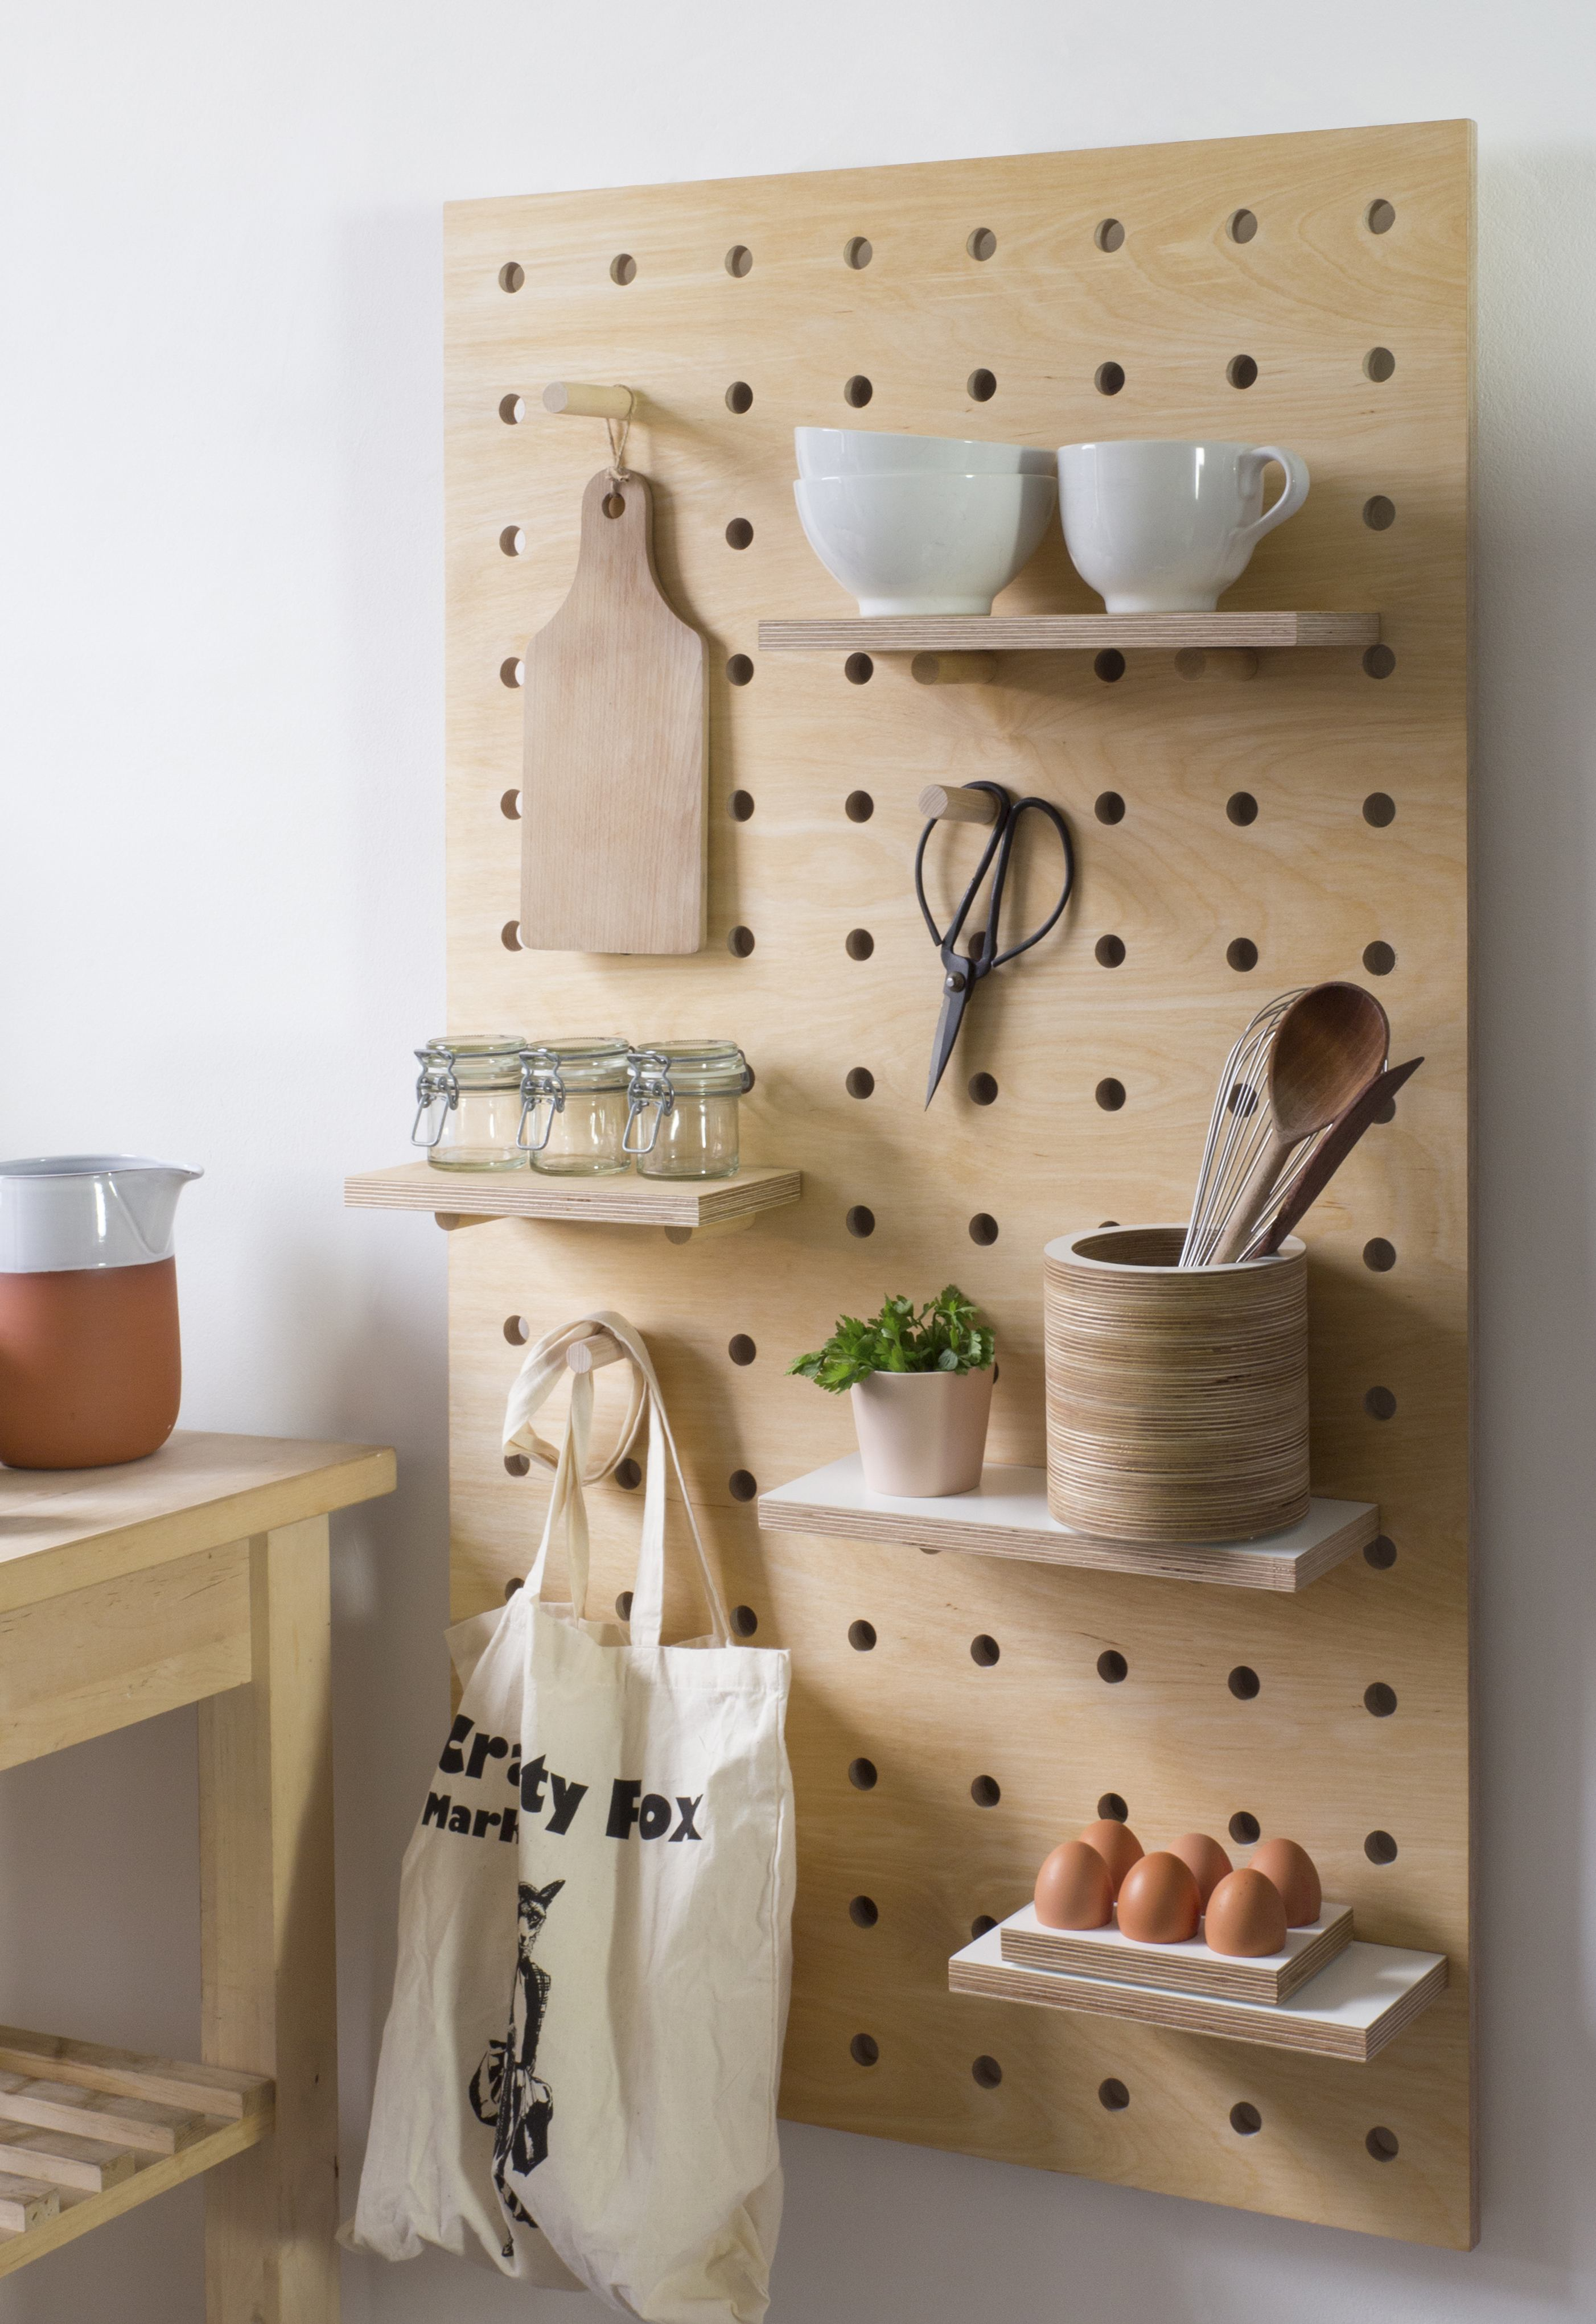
[470,1876,565,2246]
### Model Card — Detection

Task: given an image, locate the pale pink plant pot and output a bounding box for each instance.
[849,1366,995,1498]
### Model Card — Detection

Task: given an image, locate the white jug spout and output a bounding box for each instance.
[111,1161,203,1263]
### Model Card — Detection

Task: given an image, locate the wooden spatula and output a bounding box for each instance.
[520,469,706,954]
[1249,1055,1425,1256]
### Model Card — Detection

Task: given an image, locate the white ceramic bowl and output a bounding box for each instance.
[793,472,1057,616]
[796,427,1054,480]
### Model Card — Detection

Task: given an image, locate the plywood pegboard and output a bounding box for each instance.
[437,121,1473,2246]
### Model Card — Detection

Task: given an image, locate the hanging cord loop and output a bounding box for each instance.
[606,389,636,487]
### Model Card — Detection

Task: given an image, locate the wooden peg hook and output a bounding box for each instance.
[542,382,638,420]
[567,1330,626,1374]
[918,783,1002,826]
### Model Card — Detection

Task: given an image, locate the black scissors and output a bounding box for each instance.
[915,781,1075,1107]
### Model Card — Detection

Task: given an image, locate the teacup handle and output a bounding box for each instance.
[1236,446,1310,542]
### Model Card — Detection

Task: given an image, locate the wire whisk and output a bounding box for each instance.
[1180,990,1307,1268]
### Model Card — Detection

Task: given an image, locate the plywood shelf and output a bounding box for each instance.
[757,611,1380,654]
[0,2028,272,2278]
[344,1159,802,1230]
[998,1901,1353,2006]
[757,1454,1376,1592]
[951,1917,1446,2063]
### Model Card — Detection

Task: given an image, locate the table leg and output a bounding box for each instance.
[198,1518,339,2322]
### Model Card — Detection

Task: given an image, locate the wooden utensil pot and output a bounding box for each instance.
[850,1367,994,1498]
[0,1259,182,1469]
[1044,1225,1308,1543]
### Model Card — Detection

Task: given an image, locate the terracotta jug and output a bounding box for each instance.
[0,1155,201,1469]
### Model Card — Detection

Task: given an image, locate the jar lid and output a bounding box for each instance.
[628,1042,750,1090]
[520,1039,631,1087]
[419,1034,527,1059]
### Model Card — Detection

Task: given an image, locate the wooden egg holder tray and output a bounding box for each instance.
[421,120,1474,2251]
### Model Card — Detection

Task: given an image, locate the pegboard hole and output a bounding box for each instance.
[1095,1078,1126,1112]
[844,653,874,685]
[848,1757,878,1791]
[967,368,997,402]
[615,1457,643,1491]
[1366,199,1397,235]
[727,925,756,957]
[1364,495,1397,530]
[1094,219,1125,252]
[1365,1534,1398,1570]
[970,1775,1001,1807]
[1371,1094,1398,1126]
[728,1469,758,1502]
[1227,938,1260,973]
[499,394,524,425]
[500,657,524,688]
[1095,361,1126,397]
[1364,1385,1397,1421]
[846,1067,875,1099]
[970,1634,1001,1667]
[966,226,997,261]
[501,920,523,951]
[1099,2079,1130,2112]
[1094,649,1126,683]
[1097,1793,1129,1823]
[1226,792,1259,826]
[498,261,525,292]
[610,253,636,285]
[1363,940,1396,975]
[729,789,755,821]
[500,788,521,819]
[725,244,752,277]
[499,524,525,557]
[725,517,754,551]
[503,1315,530,1345]
[849,1895,879,1927]
[1364,791,1397,826]
[849,2034,879,2067]
[1227,353,1258,389]
[1366,2125,1400,2161]
[1227,1664,1261,1700]
[1364,1682,1398,1718]
[968,1072,998,1104]
[1363,644,1397,679]
[845,789,875,821]
[972,2055,1003,2089]
[1227,209,1258,244]
[728,1334,757,1366]
[612,1590,634,1622]
[1228,1811,1261,1845]
[1363,1238,1396,1272]
[1228,1082,1260,1119]
[725,380,754,414]
[845,928,875,960]
[505,1575,524,1599]
[1231,2102,1263,2135]
[843,237,873,271]
[602,493,626,520]
[849,1620,878,1652]
[731,1604,759,1637]
[1364,345,1396,382]
[1365,1830,1399,1864]
[846,1205,876,1238]
[971,1915,998,1939]
[1097,1650,1128,1684]
[726,656,754,689]
[1095,791,1125,825]
[504,1453,530,1478]
[968,1213,999,1246]
[843,374,874,407]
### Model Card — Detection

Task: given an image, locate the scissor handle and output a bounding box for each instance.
[914,781,1013,956]
[983,796,1075,969]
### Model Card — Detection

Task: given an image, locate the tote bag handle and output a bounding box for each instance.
[504,1311,731,1648]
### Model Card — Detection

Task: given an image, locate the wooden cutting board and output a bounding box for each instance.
[520,468,706,954]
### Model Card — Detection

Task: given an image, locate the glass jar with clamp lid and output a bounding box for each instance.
[623,1044,752,1180]
[412,1036,530,1171]
[517,1040,632,1175]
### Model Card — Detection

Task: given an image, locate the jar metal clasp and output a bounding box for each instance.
[622,1050,676,1156]
[516,1049,567,1152]
[410,1046,459,1150]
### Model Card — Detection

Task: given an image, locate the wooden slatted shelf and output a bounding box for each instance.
[757,1454,1377,1592]
[0,2029,271,2277]
[345,1159,802,1232]
[757,611,1380,654]
[951,1915,1446,2063]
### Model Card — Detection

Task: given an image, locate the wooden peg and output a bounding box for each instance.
[918,783,1002,826]
[911,652,998,686]
[433,1211,495,1232]
[567,1331,626,1374]
[1175,648,1260,682]
[663,1213,757,1246]
[542,382,637,420]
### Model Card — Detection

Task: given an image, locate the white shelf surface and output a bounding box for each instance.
[757,611,1381,653]
[756,1454,1377,1592]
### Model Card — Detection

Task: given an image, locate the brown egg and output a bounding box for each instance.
[1077,1818,1144,1899]
[1116,1851,1202,1944]
[1248,1837,1322,1927]
[1204,1868,1288,1957]
[1169,1831,1233,1907]
[1034,1840,1113,1930]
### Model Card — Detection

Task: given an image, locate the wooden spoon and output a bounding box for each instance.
[1247,1055,1424,1255]
[1210,983,1389,1263]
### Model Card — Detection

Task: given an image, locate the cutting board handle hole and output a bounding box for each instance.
[602,493,626,518]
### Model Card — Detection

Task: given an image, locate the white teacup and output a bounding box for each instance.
[1055,440,1310,613]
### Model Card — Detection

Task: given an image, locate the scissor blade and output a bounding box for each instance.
[925,982,968,1107]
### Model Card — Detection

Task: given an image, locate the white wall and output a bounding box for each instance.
[1,2,1591,2315]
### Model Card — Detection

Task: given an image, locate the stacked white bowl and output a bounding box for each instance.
[793,429,1057,616]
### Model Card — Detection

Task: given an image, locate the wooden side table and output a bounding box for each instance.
[0,1430,395,2315]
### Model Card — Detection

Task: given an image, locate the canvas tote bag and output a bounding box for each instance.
[350,1312,795,2321]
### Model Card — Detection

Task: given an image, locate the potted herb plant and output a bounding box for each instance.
[789,1287,996,1498]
